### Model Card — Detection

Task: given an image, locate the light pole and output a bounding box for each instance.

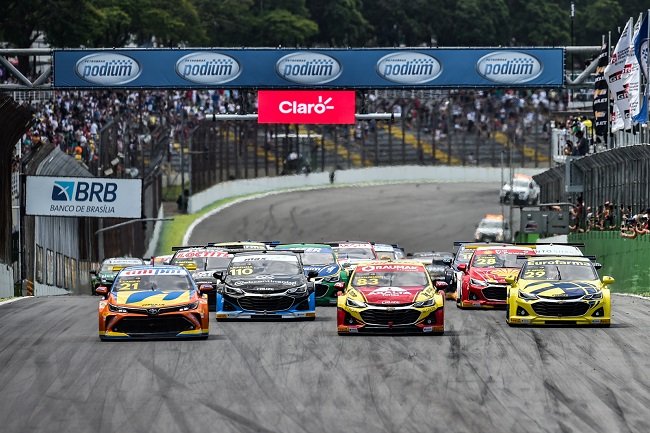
[571,2,575,104]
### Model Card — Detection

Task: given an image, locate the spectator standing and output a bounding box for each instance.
[575,130,589,156]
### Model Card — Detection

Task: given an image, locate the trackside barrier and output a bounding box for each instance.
[569,231,650,294]
[187,166,545,214]
[21,279,34,296]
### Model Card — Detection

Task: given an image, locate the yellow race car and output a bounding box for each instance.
[337,261,446,335]
[505,256,613,327]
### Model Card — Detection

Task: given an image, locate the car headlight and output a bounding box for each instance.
[413,297,436,308]
[323,274,340,283]
[470,278,488,287]
[518,291,538,300]
[224,285,244,296]
[583,291,603,300]
[179,301,199,311]
[108,303,127,313]
[287,285,308,295]
[346,298,367,308]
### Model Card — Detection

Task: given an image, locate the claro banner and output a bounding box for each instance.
[53,48,564,89]
[258,90,355,124]
[26,176,142,218]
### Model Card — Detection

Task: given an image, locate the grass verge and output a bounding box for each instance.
[155,193,262,256]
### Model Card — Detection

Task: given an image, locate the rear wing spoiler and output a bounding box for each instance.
[171,245,215,251]
[514,242,585,248]
[453,241,512,247]
[224,249,305,255]
[516,255,596,260]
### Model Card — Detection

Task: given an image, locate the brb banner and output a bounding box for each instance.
[258,90,355,124]
[53,48,564,89]
[26,176,142,218]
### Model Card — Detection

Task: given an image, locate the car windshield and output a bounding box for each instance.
[112,273,193,292]
[521,261,598,280]
[376,250,397,260]
[454,248,475,265]
[479,219,506,229]
[472,253,529,269]
[300,251,335,266]
[513,178,531,187]
[101,262,141,272]
[352,271,428,287]
[431,256,452,266]
[337,247,376,260]
[172,256,232,270]
[229,256,301,276]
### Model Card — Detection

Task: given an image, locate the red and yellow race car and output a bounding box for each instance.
[456,245,535,309]
[96,265,212,340]
[337,261,446,335]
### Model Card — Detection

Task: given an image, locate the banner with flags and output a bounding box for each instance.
[605,18,633,131]
[593,42,609,137]
[625,16,644,123]
[633,12,648,123]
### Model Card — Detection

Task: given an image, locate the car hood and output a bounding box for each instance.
[113,290,194,307]
[303,264,340,277]
[225,275,306,293]
[471,268,519,284]
[356,285,425,305]
[520,281,600,298]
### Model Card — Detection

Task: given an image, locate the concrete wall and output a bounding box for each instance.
[188,166,546,214]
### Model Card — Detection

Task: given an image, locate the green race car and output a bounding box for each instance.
[91,257,147,295]
[274,243,349,306]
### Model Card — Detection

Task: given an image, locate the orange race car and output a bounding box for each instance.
[96,265,212,340]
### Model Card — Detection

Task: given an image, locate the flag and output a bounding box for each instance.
[626,15,643,122]
[604,19,633,131]
[593,42,609,137]
[633,12,648,123]
[634,12,648,80]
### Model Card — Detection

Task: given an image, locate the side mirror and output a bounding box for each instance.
[307,270,319,280]
[95,286,108,296]
[199,284,213,293]
[457,263,467,272]
[90,270,97,276]
[334,282,346,289]
[435,281,448,290]
[602,276,615,285]
[505,276,516,284]
[342,262,351,269]
[213,271,224,281]
[594,262,603,270]
[442,258,452,266]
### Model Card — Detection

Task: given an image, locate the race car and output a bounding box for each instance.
[373,243,405,260]
[209,240,270,250]
[90,257,147,295]
[506,255,613,326]
[170,246,234,311]
[274,243,348,306]
[499,173,540,205]
[215,250,318,320]
[450,242,504,298]
[327,241,378,267]
[337,261,446,335]
[456,245,535,309]
[474,214,511,242]
[96,265,212,340]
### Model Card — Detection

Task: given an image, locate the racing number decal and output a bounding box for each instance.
[474,256,496,266]
[523,267,546,279]
[117,279,140,291]
[356,278,379,286]
[230,266,253,276]
[460,252,473,260]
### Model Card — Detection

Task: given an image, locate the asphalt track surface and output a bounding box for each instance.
[2,183,650,433]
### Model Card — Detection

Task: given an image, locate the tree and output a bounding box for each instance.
[139,0,208,47]
[193,0,255,47]
[254,9,318,46]
[306,0,372,47]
